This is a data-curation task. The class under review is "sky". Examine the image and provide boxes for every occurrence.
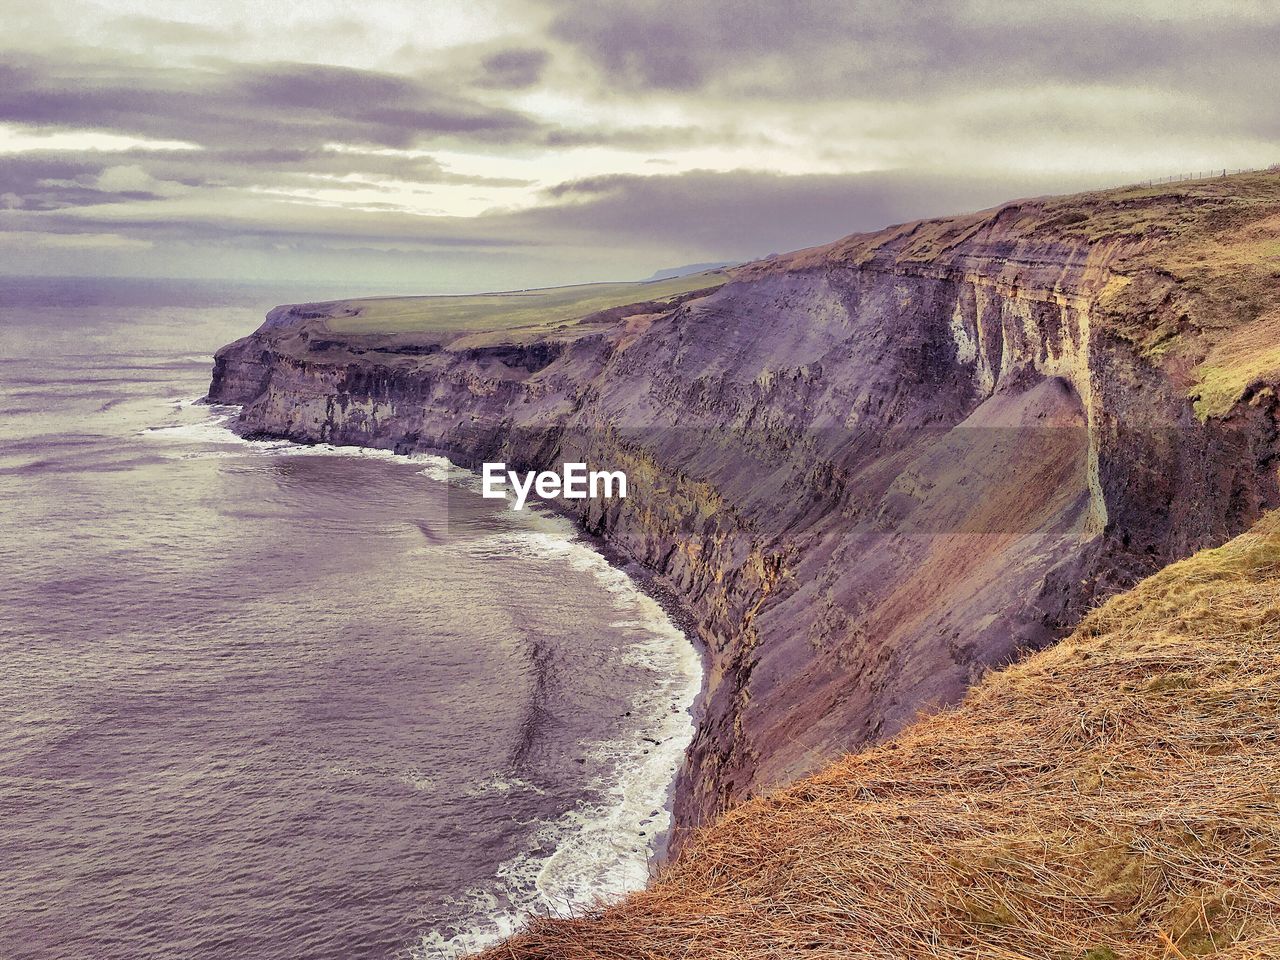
[1,0,1277,292]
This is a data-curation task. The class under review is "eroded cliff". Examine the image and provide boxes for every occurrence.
[470,512,1280,960]
[209,172,1280,830]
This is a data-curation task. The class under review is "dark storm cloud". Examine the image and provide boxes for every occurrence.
[477,48,551,89]
[0,52,544,150]
[540,0,1280,99]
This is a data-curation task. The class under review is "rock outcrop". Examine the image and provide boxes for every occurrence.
[209,173,1280,832]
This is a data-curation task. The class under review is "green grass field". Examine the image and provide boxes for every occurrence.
[322,270,728,335]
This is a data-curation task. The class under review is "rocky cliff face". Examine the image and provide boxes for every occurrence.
[209,177,1280,831]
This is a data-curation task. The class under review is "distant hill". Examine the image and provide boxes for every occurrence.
[644,261,738,281]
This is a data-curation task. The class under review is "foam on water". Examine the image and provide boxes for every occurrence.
[410,518,700,958]
[143,399,457,475]
[145,398,703,959]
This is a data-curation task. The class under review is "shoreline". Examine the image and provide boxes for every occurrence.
[564,527,711,870]
[194,402,708,937]
[395,437,712,870]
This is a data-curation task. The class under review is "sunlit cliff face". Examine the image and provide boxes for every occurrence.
[1,0,1276,287]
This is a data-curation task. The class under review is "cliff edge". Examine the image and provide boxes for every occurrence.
[473,511,1280,959]
[209,171,1280,830]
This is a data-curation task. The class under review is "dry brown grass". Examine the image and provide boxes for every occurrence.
[475,512,1280,960]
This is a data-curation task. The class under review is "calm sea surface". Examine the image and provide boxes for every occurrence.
[0,277,700,960]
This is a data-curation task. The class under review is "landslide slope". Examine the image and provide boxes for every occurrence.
[210,171,1280,828]
[475,511,1280,960]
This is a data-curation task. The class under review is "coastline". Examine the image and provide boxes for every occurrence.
[383,439,712,873]
[191,402,707,945]
[206,173,1280,938]
[569,534,711,867]
[384,438,712,867]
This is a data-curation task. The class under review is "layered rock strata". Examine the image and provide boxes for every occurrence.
[210,183,1280,830]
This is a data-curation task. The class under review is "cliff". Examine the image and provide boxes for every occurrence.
[209,171,1280,831]
[473,510,1280,959]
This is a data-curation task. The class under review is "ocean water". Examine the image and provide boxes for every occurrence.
[0,277,701,960]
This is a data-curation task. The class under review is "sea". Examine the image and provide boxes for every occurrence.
[0,276,701,960]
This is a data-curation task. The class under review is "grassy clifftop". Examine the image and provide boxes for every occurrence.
[304,270,730,337]
[766,169,1280,420]
[279,172,1278,418]
[478,511,1280,959]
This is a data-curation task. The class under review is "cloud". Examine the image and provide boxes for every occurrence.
[0,45,734,163]
[5,165,1106,264]
[108,15,245,48]
[0,143,533,217]
[540,0,1280,101]
[94,164,184,196]
[0,1,1275,287]
[521,167,1110,256]
[477,47,551,89]
[0,153,172,211]
[0,52,545,151]
[0,230,153,250]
